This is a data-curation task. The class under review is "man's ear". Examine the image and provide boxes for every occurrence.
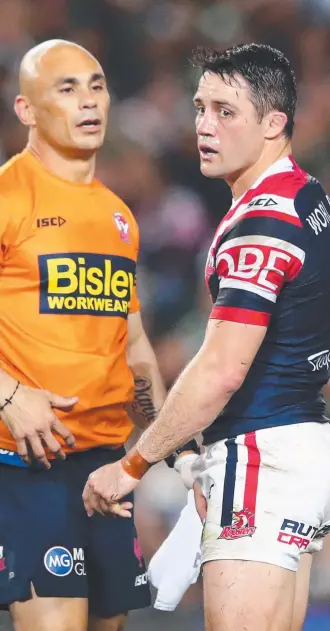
[14,95,36,127]
[263,111,288,140]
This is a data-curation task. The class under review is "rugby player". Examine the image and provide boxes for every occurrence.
[83,44,330,631]
[0,39,167,631]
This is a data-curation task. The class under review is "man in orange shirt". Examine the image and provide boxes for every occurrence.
[0,39,167,631]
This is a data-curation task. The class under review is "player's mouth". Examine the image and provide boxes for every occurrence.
[198,144,218,159]
[77,118,102,132]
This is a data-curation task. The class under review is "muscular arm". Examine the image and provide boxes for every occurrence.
[126,311,167,429]
[135,319,266,462]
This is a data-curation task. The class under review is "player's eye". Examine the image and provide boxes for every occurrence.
[219,109,231,118]
[92,84,104,92]
[195,106,205,115]
[60,86,74,94]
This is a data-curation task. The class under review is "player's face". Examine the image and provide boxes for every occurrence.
[194,72,265,180]
[32,47,110,154]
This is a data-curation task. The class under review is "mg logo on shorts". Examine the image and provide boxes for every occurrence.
[44,547,86,577]
[44,546,73,576]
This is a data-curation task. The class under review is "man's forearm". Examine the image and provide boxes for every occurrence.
[121,319,265,480]
[126,312,167,430]
[127,361,166,429]
[135,353,237,463]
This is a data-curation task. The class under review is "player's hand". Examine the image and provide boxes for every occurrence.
[193,481,207,523]
[82,460,137,518]
[0,382,78,468]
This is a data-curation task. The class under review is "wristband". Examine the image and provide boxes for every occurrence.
[165,438,200,469]
[0,381,20,412]
[121,447,151,480]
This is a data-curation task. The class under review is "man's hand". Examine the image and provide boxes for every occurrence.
[0,383,78,468]
[82,460,137,517]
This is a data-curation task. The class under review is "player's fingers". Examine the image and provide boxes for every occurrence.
[45,391,78,411]
[27,434,51,469]
[115,501,133,518]
[96,499,109,517]
[193,481,207,522]
[82,483,95,517]
[82,478,108,517]
[41,430,66,460]
[105,500,132,519]
[15,438,31,465]
[99,499,115,516]
[52,418,76,449]
[85,473,115,504]
[120,501,133,511]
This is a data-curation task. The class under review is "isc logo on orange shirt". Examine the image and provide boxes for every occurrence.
[38,253,136,316]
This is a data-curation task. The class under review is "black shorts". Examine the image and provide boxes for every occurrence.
[0,447,151,618]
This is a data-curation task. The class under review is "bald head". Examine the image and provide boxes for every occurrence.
[19,39,101,99]
[15,38,110,157]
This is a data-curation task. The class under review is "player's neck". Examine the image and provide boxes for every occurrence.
[229,141,292,202]
[26,137,96,184]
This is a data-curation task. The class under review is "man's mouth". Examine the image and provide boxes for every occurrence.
[77,118,102,131]
[199,144,218,158]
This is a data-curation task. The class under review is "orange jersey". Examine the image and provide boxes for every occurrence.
[0,150,140,452]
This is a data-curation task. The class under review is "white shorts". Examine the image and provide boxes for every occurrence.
[195,422,330,571]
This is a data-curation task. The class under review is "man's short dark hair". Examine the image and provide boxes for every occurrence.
[191,43,297,138]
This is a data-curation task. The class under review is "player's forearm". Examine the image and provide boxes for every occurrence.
[127,336,166,430]
[128,363,166,429]
[135,352,242,463]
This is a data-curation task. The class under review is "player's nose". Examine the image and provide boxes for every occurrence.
[196,112,217,137]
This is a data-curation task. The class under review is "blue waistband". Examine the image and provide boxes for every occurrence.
[0,449,28,467]
[0,445,125,468]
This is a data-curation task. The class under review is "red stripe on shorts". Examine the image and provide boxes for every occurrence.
[243,432,261,527]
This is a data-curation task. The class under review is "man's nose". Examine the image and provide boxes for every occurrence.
[196,111,216,136]
[79,91,98,109]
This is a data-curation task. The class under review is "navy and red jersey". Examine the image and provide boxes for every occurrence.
[203,155,330,444]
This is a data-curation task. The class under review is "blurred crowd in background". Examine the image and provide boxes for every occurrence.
[1,0,330,629]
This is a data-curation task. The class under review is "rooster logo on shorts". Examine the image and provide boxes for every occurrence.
[219,508,256,540]
[134,537,143,568]
[0,547,6,572]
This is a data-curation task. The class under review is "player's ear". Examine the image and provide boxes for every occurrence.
[263,111,287,140]
[14,95,36,127]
